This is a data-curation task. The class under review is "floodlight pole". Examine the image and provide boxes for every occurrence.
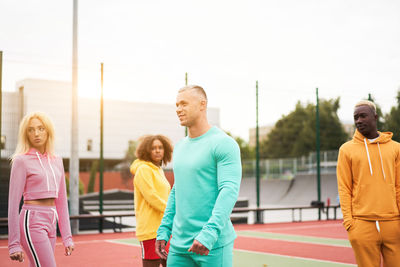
[316,88,321,220]
[0,51,3,160]
[99,63,104,233]
[256,81,262,223]
[70,0,80,234]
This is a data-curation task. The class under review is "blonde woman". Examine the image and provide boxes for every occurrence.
[130,135,173,267]
[8,111,74,266]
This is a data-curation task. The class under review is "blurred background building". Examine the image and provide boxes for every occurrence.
[1,78,220,169]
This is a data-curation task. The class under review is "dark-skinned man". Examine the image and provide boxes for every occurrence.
[337,100,400,267]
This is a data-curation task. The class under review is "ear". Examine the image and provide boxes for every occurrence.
[199,100,207,111]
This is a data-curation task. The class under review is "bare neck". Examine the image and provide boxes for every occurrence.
[365,131,379,139]
[32,146,46,154]
[188,116,211,138]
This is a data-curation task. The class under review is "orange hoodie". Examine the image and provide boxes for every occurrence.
[337,130,400,230]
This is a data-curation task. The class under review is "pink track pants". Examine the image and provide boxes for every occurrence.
[19,204,58,267]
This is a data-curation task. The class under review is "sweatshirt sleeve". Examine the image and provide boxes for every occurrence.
[157,185,176,242]
[195,138,242,250]
[55,158,74,248]
[8,157,26,255]
[134,166,168,213]
[336,147,353,230]
[395,144,400,212]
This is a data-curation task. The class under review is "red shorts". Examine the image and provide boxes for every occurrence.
[140,238,170,260]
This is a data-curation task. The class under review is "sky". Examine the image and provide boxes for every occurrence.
[1,0,400,141]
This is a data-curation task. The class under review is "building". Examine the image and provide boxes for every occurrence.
[1,78,220,168]
[248,125,273,147]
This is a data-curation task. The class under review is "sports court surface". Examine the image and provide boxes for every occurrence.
[0,220,355,267]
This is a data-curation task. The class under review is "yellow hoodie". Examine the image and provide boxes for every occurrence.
[130,159,171,241]
[337,130,400,230]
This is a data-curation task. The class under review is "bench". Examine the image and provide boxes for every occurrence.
[82,199,134,212]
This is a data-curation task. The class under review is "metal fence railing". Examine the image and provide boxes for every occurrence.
[243,150,339,179]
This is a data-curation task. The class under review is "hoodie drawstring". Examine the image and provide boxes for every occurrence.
[50,208,58,224]
[36,152,58,193]
[36,152,50,191]
[377,142,386,180]
[376,221,381,233]
[47,156,58,193]
[363,138,386,180]
[363,139,373,176]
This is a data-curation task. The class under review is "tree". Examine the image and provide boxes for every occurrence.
[383,91,400,142]
[367,94,384,131]
[87,160,99,193]
[235,136,255,161]
[119,140,137,186]
[224,131,255,161]
[260,98,348,158]
[65,175,85,196]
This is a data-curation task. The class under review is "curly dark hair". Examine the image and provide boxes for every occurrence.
[135,135,173,166]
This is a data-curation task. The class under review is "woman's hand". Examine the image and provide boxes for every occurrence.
[10,251,24,262]
[65,246,74,256]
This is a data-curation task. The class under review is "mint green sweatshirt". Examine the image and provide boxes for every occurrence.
[157,126,242,252]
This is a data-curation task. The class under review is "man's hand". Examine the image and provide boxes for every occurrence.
[65,246,74,256]
[188,240,209,255]
[10,251,24,262]
[155,240,168,260]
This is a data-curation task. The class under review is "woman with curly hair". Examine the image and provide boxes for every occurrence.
[130,135,173,267]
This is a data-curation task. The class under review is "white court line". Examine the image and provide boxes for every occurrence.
[237,233,350,248]
[105,239,140,247]
[239,222,343,232]
[234,248,357,266]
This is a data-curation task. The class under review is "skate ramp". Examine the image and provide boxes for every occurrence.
[239,173,338,207]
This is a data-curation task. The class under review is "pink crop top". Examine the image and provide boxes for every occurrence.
[8,148,74,255]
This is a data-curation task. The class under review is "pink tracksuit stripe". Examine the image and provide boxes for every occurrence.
[23,210,40,267]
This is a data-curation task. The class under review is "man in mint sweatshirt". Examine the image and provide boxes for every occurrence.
[155,85,242,266]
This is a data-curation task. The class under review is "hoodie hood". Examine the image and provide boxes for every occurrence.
[26,147,48,157]
[353,129,393,144]
[26,147,58,193]
[352,129,393,180]
[130,159,160,175]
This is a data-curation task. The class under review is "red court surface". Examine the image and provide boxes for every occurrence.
[1,232,142,267]
[1,220,356,266]
[235,220,349,239]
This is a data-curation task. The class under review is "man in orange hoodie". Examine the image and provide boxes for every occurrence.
[337,100,400,267]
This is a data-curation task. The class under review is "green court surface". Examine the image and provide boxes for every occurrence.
[109,237,356,267]
[236,231,351,247]
[233,249,355,267]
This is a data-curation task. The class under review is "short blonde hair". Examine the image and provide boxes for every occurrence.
[11,111,56,161]
[178,85,208,102]
[355,100,377,115]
